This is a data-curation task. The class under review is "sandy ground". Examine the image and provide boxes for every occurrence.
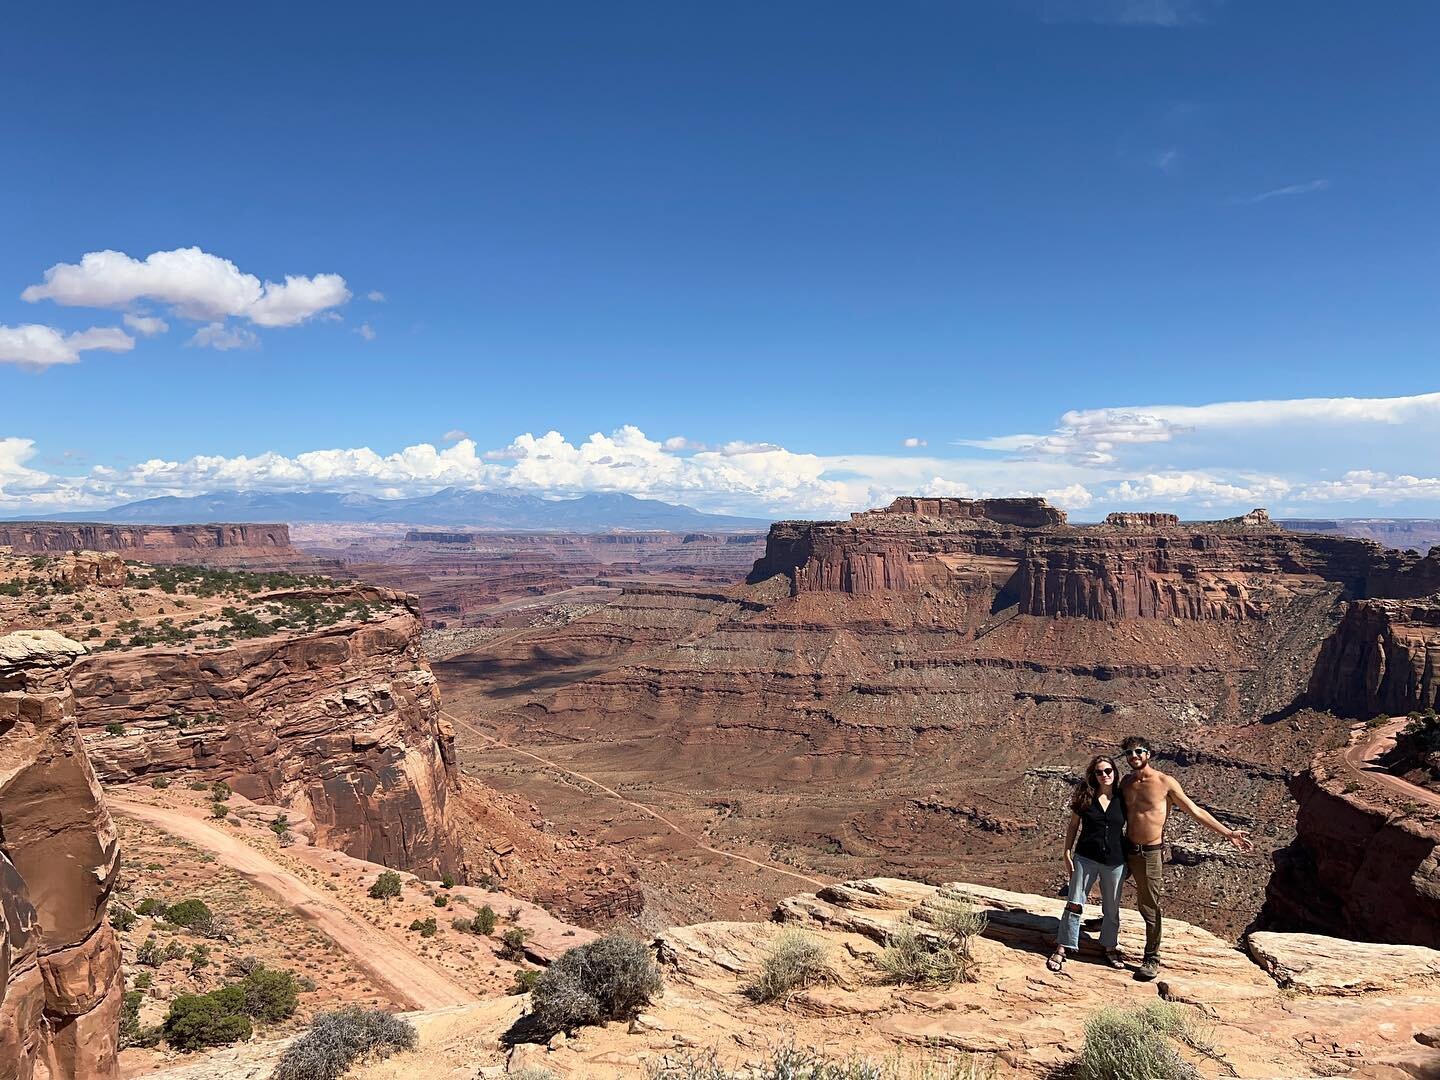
[109,796,478,1011]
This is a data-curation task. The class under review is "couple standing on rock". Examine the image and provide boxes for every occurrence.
[1047,735,1254,981]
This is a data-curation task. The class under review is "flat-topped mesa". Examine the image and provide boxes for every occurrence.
[864,496,1068,528]
[1103,512,1180,528]
[0,631,123,1080]
[0,521,297,567]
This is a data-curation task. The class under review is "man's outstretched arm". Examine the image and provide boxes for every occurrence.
[1168,780,1254,852]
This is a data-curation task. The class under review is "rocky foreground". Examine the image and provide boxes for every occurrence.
[138,877,1440,1080]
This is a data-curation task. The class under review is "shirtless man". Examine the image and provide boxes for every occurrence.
[1118,734,1253,981]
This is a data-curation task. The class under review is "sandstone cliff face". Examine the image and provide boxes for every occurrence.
[1307,596,1440,716]
[0,631,122,1080]
[70,590,461,877]
[1264,765,1440,948]
[0,522,294,564]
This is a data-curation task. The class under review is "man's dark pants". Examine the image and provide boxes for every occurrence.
[1126,843,1164,960]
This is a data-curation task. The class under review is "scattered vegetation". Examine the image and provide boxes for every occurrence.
[271,1006,417,1080]
[645,1046,996,1080]
[527,933,662,1036]
[878,896,986,987]
[135,897,167,917]
[158,963,305,1052]
[498,927,528,960]
[108,903,137,932]
[104,723,125,736]
[471,905,498,935]
[150,776,170,789]
[211,780,232,801]
[369,870,403,900]
[136,935,188,967]
[408,917,438,938]
[210,802,229,819]
[1075,1002,1198,1080]
[441,873,456,889]
[164,898,216,933]
[744,929,834,1004]
[511,968,541,995]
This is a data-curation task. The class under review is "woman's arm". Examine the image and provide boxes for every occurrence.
[1063,812,1079,872]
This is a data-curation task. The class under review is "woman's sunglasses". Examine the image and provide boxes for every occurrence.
[1095,767,1115,775]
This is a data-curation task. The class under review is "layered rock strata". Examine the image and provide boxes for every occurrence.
[0,631,122,1080]
[1307,595,1440,716]
[0,522,296,566]
[71,588,461,877]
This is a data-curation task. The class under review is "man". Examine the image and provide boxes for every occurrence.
[1118,734,1253,981]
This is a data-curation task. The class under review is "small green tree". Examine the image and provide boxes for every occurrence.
[369,870,403,900]
[162,988,253,1051]
[471,905,497,936]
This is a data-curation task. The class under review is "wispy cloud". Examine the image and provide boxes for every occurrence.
[356,322,376,342]
[1150,147,1179,173]
[1241,178,1331,204]
[1039,0,1219,27]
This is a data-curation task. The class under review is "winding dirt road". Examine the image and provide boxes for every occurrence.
[108,796,477,1011]
[441,709,828,888]
[1341,718,1440,811]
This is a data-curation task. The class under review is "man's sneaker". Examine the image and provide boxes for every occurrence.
[1135,956,1161,981]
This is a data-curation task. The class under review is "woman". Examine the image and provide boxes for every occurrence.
[1047,755,1126,972]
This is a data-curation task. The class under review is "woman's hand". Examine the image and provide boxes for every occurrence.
[1063,850,1075,877]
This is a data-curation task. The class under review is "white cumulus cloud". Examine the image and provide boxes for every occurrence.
[902,437,928,448]
[0,323,134,370]
[23,247,350,328]
[122,313,169,337]
[187,323,259,351]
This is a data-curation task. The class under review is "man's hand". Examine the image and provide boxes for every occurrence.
[1226,829,1254,853]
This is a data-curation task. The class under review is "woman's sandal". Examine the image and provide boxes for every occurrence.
[1104,949,1126,969]
[1046,949,1066,973]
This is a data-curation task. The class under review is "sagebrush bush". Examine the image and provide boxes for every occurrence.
[508,1069,558,1080]
[408,916,438,938]
[498,927,528,960]
[109,903,137,932]
[1075,1003,1197,1080]
[271,1006,417,1080]
[877,899,983,988]
[529,933,662,1035]
[744,929,834,1003]
[369,870,403,900]
[645,1046,996,1080]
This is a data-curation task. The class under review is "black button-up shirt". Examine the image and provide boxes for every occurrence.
[1075,794,1127,867]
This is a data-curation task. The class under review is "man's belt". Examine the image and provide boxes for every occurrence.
[1127,841,1164,852]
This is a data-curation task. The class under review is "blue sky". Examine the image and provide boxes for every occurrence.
[2,0,1438,519]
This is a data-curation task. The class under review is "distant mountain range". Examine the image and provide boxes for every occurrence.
[8,489,771,532]
[1279,518,1440,552]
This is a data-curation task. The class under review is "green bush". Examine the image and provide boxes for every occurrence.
[135,897,166,917]
[878,896,985,988]
[441,873,456,889]
[433,894,449,907]
[162,987,253,1051]
[270,813,289,836]
[211,781,232,801]
[743,929,833,1003]
[511,968,541,995]
[498,927,528,960]
[240,965,300,1023]
[109,904,137,932]
[408,917,438,938]
[369,870,403,900]
[189,780,210,791]
[528,933,662,1036]
[1076,1003,1198,1080]
[271,1007,417,1080]
[136,935,188,967]
[105,723,125,736]
[150,777,170,789]
[452,916,474,932]
[471,905,497,936]
[119,989,144,1048]
[134,972,153,990]
[210,802,229,819]
[165,898,215,933]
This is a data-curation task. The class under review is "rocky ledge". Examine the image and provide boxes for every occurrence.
[1,630,123,1080]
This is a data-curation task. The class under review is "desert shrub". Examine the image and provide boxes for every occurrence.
[498,927,528,960]
[511,968,541,995]
[136,935,188,967]
[165,898,215,933]
[441,873,455,888]
[408,917,437,938]
[272,1006,417,1080]
[240,965,300,1022]
[452,916,473,932]
[471,905,497,936]
[211,780,232,801]
[109,903,138,932]
[119,989,144,1047]
[270,813,289,836]
[150,777,170,789]
[645,1046,996,1080]
[188,944,211,972]
[189,780,210,791]
[135,897,166,916]
[744,929,834,1004]
[211,802,229,819]
[134,971,153,990]
[105,723,124,736]
[1075,1003,1197,1080]
[162,987,253,1051]
[529,933,662,1035]
[878,897,985,988]
[433,894,449,907]
[508,1069,558,1080]
[369,870,403,900]
[227,954,263,978]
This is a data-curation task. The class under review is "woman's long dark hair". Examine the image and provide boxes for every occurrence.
[1070,755,1120,814]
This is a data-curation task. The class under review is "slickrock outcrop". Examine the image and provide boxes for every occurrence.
[0,522,298,566]
[71,589,461,877]
[0,631,122,1080]
[1247,930,1440,993]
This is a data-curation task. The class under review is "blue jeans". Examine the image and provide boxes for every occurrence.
[1057,855,1124,950]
